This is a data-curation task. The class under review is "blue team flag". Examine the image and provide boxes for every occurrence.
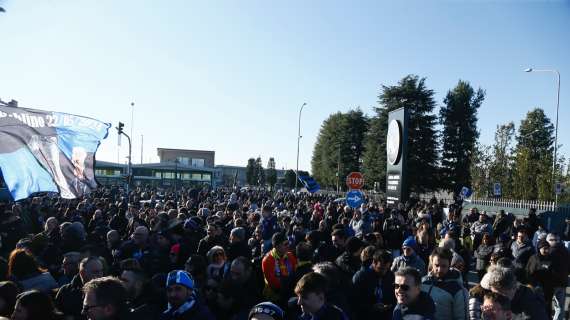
[298,174,320,193]
[0,104,110,200]
[460,186,472,199]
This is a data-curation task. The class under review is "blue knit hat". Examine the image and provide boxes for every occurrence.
[183,218,199,231]
[249,302,285,320]
[166,270,194,290]
[402,236,417,249]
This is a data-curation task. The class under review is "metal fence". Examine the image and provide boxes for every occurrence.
[466,197,557,212]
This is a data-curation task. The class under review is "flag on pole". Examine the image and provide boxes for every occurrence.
[460,186,472,199]
[0,104,110,200]
[298,175,320,193]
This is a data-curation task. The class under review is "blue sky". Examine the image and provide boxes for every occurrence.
[1,1,569,172]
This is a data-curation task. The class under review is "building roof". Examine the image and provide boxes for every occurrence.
[132,162,215,173]
[156,148,215,154]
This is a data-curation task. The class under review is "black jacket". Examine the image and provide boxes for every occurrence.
[54,274,84,319]
[300,303,348,320]
[392,291,435,320]
[511,284,548,320]
[352,266,396,320]
[474,243,494,271]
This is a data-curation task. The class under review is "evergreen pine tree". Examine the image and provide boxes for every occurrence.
[439,80,485,194]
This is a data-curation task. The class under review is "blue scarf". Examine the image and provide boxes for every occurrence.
[163,298,196,316]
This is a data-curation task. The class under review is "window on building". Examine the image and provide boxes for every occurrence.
[176,156,189,166]
[191,158,205,168]
[155,172,162,178]
[163,172,174,179]
[181,173,191,180]
[95,169,122,176]
[202,173,211,181]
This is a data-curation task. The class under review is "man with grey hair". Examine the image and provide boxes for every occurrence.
[228,227,251,260]
[546,232,570,320]
[56,256,105,318]
[481,265,547,319]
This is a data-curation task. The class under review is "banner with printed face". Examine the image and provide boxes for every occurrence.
[0,105,110,200]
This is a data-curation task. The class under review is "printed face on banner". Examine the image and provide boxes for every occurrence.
[0,105,109,200]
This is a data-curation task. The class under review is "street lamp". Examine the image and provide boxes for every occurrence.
[524,67,561,200]
[295,102,307,191]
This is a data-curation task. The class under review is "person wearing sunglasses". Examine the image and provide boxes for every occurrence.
[392,267,435,320]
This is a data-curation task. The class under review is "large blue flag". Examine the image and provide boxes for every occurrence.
[298,174,320,193]
[0,104,110,200]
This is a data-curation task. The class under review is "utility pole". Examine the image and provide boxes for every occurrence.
[116,122,132,201]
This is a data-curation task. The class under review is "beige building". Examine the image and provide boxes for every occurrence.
[157,148,215,168]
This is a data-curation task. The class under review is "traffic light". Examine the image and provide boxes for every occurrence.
[117,122,124,134]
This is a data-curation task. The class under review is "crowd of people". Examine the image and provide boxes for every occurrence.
[0,185,567,320]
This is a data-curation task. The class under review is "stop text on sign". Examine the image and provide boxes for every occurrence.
[346,172,364,189]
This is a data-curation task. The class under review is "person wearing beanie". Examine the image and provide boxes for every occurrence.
[261,232,297,305]
[179,217,204,258]
[391,236,426,276]
[526,239,556,317]
[248,302,285,320]
[160,270,214,320]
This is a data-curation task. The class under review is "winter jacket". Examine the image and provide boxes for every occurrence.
[299,303,348,320]
[261,249,297,300]
[532,229,548,249]
[392,291,435,320]
[549,243,570,287]
[474,244,494,271]
[510,284,548,320]
[470,221,492,237]
[391,253,427,276]
[526,253,555,292]
[335,252,361,277]
[468,285,485,320]
[18,271,58,294]
[55,274,84,319]
[352,266,396,320]
[421,269,468,320]
[260,215,278,241]
[383,217,404,250]
[510,240,534,271]
[492,216,510,238]
[349,218,364,238]
[227,240,251,261]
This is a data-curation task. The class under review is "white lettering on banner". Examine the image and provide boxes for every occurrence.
[388,186,397,191]
[1,112,105,131]
[388,175,400,180]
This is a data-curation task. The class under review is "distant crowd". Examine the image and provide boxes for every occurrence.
[0,185,567,320]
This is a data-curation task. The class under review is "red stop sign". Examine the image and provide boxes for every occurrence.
[346,172,364,189]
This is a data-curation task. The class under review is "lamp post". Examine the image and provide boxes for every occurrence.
[295,102,307,191]
[130,102,135,163]
[524,68,561,203]
[174,158,179,203]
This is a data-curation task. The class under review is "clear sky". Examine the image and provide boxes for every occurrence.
[1,1,569,173]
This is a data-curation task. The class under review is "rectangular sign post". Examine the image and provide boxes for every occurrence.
[386,107,409,205]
